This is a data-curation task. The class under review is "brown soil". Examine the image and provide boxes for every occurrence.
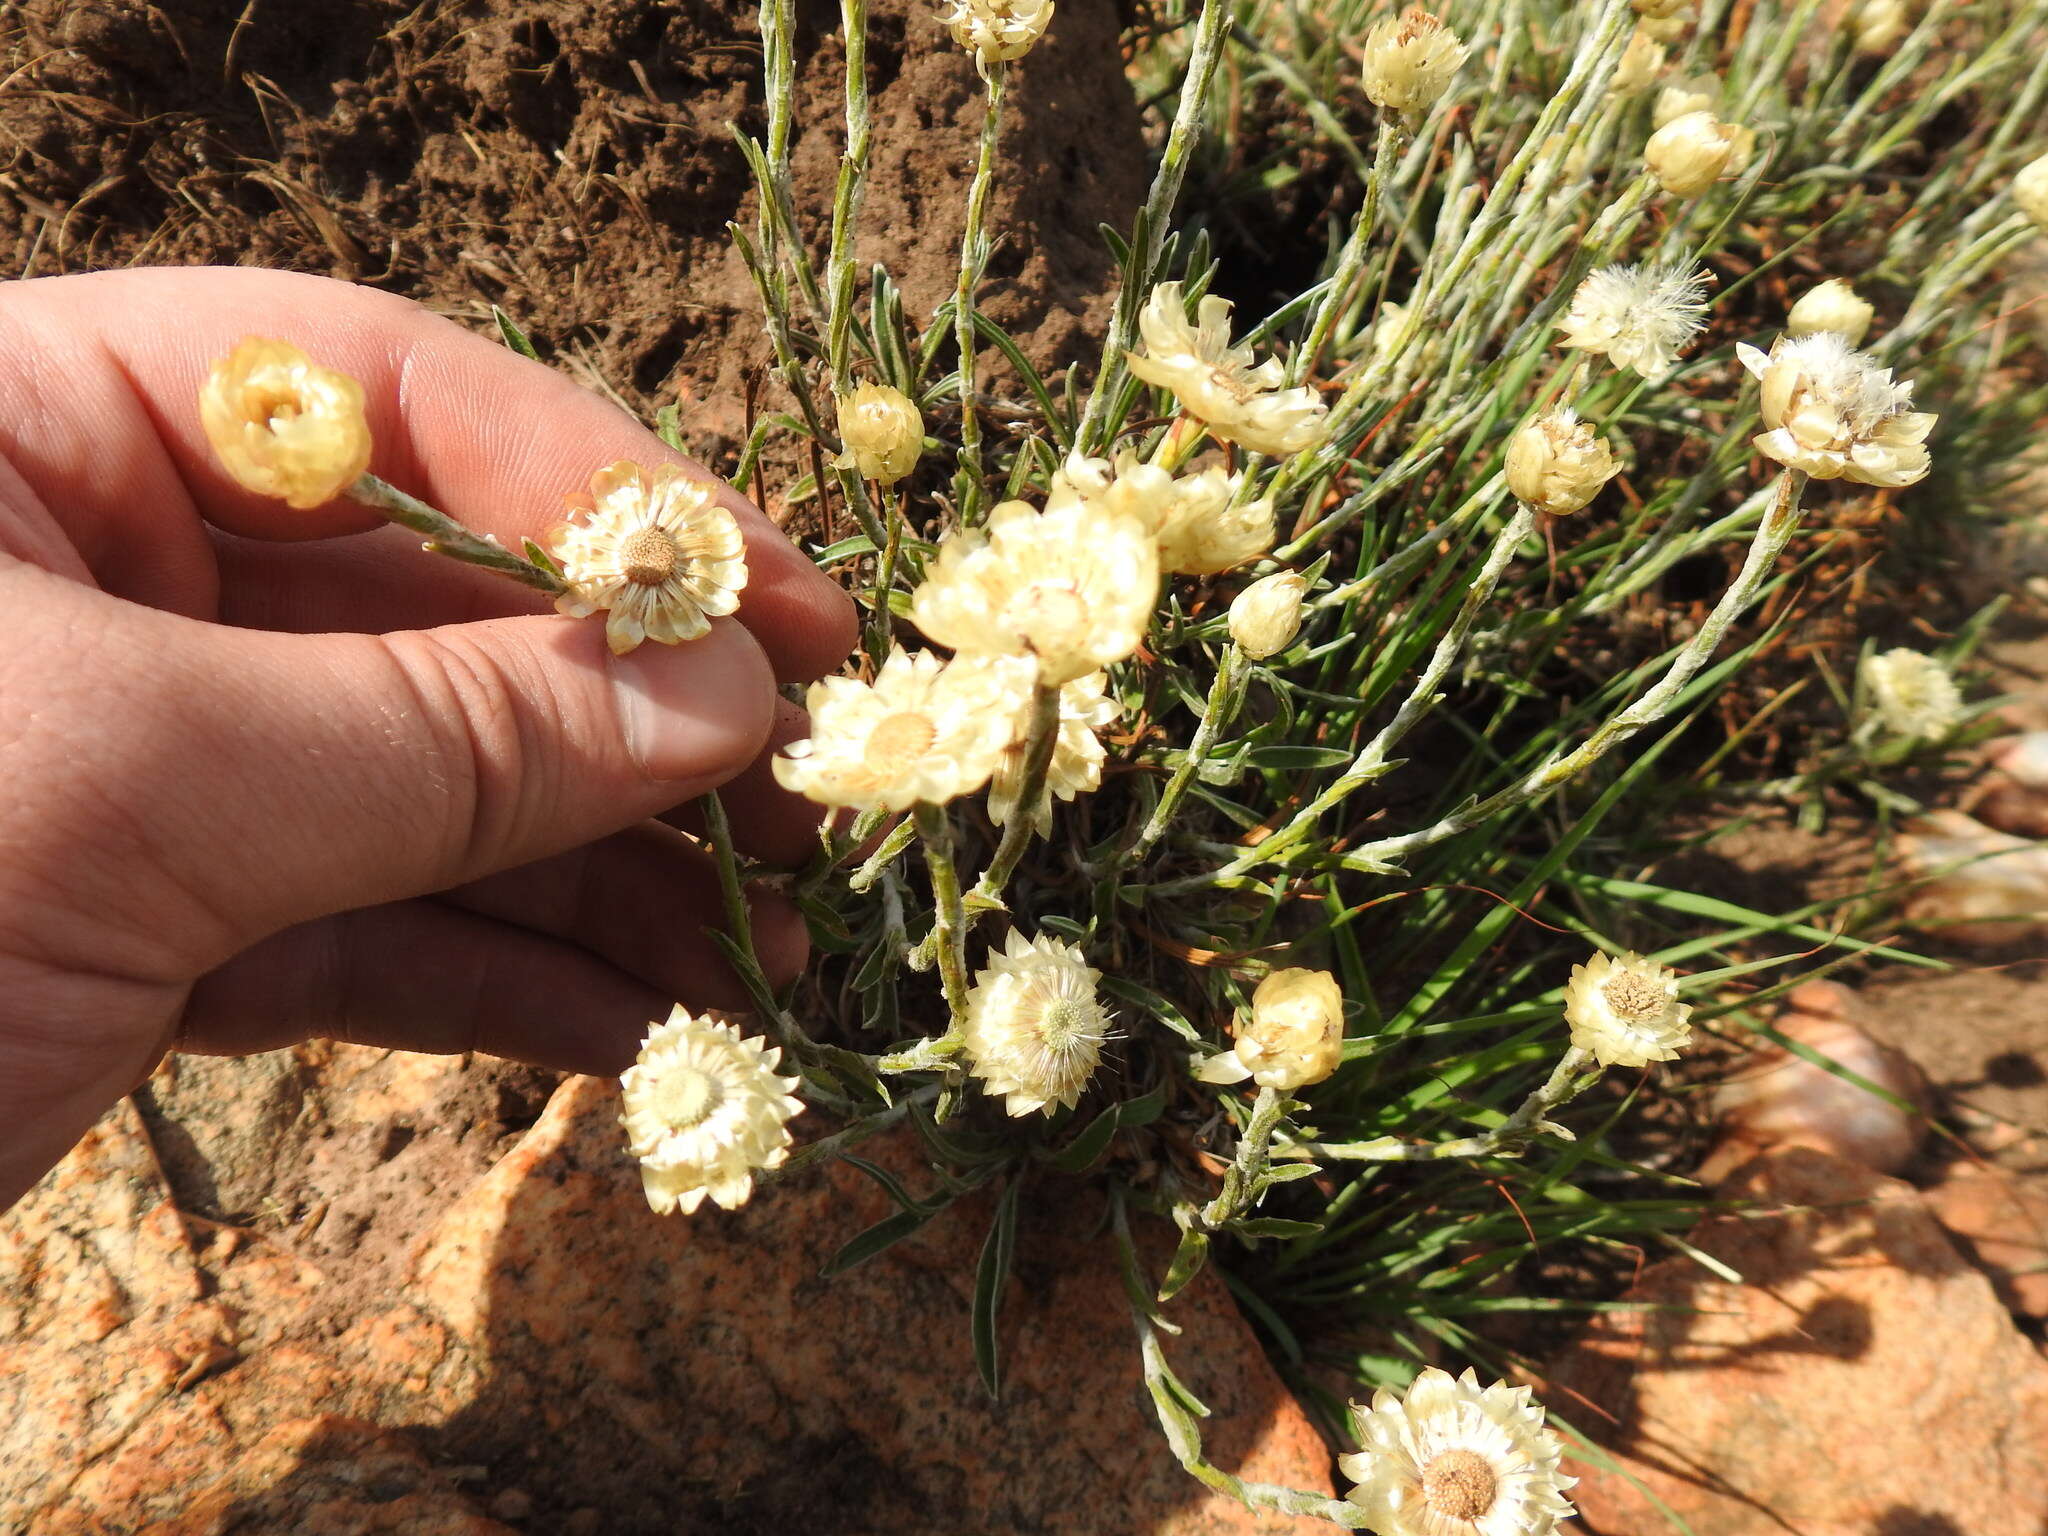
[0,0,1149,465]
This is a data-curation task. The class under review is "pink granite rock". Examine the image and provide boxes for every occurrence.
[1548,1148,2048,1536]
[1924,1162,2048,1321]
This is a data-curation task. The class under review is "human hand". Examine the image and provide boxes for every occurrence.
[0,267,856,1211]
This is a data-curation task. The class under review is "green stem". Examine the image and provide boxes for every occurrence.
[1277,1047,1599,1162]
[1077,0,1234,453]
[346,473,564,594]
[827,0,873,392]
[1199,1085,1286,1228]
[914,802,972,1029]
[953,64,1007,511]
[1290,113,1401,389]
[1126,643,1248,866]
[866,487,908,665]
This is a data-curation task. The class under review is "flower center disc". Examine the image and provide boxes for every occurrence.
[863,712,938,774]
[1037,996,1094,1051]
[620,528,682,586]
[1601,973,1666,1023]
[655,1066,724,1129]
[1420,1447,1498,1524]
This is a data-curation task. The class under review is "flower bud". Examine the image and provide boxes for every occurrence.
[1633,0,1689,17]
[1197,969,1345,1092]
[834,382,924,486]
[1645,110,1746,198]
[1652,74,1717,129]
[1505,407,1618,517]
[198,337,372,509]
[1361,7,1469,119]
[1787,278,1875,346]
[1228,570,1308,660]
[1850,0,1910,54]
[1609,28,1666,95]
[2014,154,2048,233]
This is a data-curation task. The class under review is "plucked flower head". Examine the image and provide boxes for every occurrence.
[988,671,1119,835]
[549,461,749,655]
[1563,951,1692,1068]
[938,0,1053,67]
[1505,407,1619,517]
[774,646,1036,811]
[621,1009,804,1216]
[1736,332,1935,487]
[1788,278,1876,346]
[1124,282,1329,458]
[1051,451,1273,574]
[961,930,1112,1116]
[1644,110,1749,198]
[1228,570,1309,659]
[2013,154,2048,233]
[1861,647,1962,739]
[1339,1368,1577,1536]
[198,337,372,509]
[835,382,923,485]
[910,496,1157,685]
[1360,7,1469,120]
[1197,968,1345,1092]
[1557,261,1711,379]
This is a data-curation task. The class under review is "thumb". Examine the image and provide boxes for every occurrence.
[2,563,777,976]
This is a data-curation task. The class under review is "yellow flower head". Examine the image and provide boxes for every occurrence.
[198,337,372,509]
[961,930,1112,1116]
[621,1008,804,1216]
[775,646,1037,812]
[910,497,1157,685]
[987,670,1119,836]
[1228,570,1309,660]
[1125,282,1329,458]
[1505,407,1619,517]
[1787,279,1876,347]
[1861,647,1962,740]
[1361,7,1470,119]
[1562,951,1691,1068]
[938,0,1054,67]
[548,461,748,654]
[1736,333,1935,487]
[1197,968,1345,1092]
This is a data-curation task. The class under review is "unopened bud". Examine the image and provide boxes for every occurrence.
[834,383,924,486]
[1609,28,1666,95]
[1788,279,1876,346]
[1653,74,1718,129]
[1229,570,1308,660]
[1506,407,1618,517]
[1645,110,1747,198]
[1850,0,1910,54]
[2015,154,2048,233]
[1361,7,1469,119]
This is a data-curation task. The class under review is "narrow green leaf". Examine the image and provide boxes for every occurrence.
[491,305,540,360]
[1158,1226,1210,1304]
[972,1177,1024,1398]
[821,1208,930,1277]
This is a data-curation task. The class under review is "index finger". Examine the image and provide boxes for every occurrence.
[0,267,855,683]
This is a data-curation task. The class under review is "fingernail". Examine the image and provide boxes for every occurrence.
[609,621,775,784]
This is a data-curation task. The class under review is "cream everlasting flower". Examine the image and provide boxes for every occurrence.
[938,0,1053,67]
[1563,951,1692,1068]
[2013,154,2048,233]
[1505,408,1619,517]
[549,461,748,655]
[910,497,1157,685]
[1196,969,1345,1092]
[1339,1368,1577,1536]
[1645,110,1747,198]
[1229,570,1309,659]
[1050,451,1272,574]
[1850,0,1910,53]
[1557,261,1711,379]
[835,382,923,485]
[961,931,1112,1116]
[988,671,1119,835]
[1861,647,1962,739]
[1736,332,1936,487]
[1788,278,1876,346]
[621,1009,804,1216]
[1609,28,1667,95]
[1124,282,1329,458]
[1361,7,1469,120]
[774,646,1036,811]
[1653,74,1718,129]
[198,337,372,509]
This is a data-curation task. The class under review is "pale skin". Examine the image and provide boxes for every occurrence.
[0,268,858,1211]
